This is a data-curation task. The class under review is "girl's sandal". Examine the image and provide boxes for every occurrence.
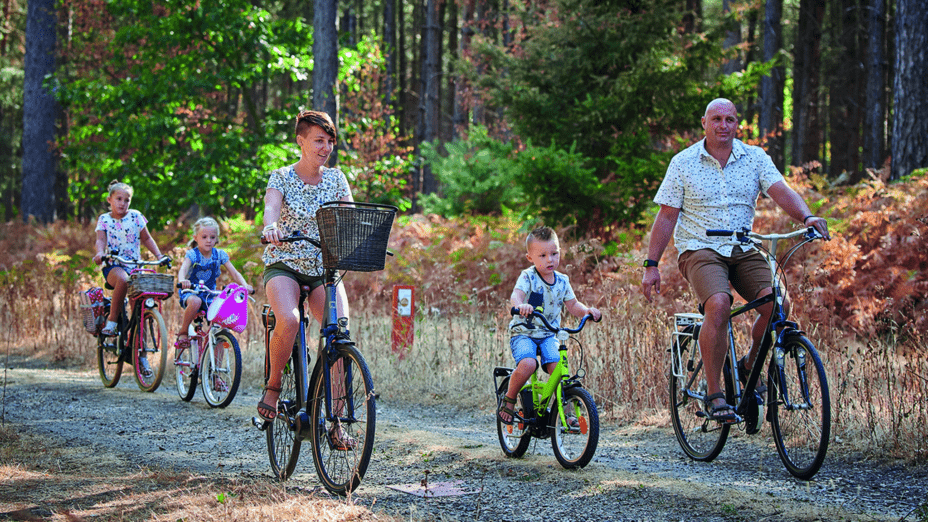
[497,395,517,425]
[257,386,282,422]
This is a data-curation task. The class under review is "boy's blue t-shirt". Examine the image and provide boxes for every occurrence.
[508,267,576,339]
[184,248,229,290]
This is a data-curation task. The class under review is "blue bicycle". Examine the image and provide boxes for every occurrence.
[254,201,396,495]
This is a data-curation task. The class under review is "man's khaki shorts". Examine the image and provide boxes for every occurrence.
[677,248,771,306]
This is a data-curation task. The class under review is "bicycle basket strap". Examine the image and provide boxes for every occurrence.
[316,204,396,272]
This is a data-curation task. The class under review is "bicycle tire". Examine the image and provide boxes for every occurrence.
[97,334,123,387]
[133,307,168,392]
[550,386,599,469]
[309,344,376,496]
[200,330,242,408]
[496,376,532,458]
[174,338,198,401]
[267,349,302,480]
[769,333,831,480]
[669,333,732,461]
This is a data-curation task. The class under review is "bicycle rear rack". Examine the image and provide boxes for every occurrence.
[671,313,703,379]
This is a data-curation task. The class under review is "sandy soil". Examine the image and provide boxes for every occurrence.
[1,360,926,521]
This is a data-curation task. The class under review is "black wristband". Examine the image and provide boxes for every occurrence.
[643,259,659,268]
[802,215,815,224]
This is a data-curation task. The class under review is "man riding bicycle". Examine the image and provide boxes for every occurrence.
[640,98,830,423]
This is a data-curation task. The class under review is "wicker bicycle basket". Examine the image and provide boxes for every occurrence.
[316,204,397,272]
[127,272,175,298]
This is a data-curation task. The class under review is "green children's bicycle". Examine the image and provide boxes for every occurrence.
[493,309,601,469]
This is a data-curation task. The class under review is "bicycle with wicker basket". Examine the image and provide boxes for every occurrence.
[80,253,174,392]
[254,201,396,496]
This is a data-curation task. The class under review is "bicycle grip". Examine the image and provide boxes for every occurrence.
[706,229,733,237]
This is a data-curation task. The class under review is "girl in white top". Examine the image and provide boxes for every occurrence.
[92,180,168,346]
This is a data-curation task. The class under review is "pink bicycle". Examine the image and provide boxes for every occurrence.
[174,282,251,407]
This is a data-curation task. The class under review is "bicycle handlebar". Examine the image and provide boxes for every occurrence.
[706,227,825,243]
[177,281,255,299]
[509,308,600,334]
[259,231,322,248]
[103,252,172,269]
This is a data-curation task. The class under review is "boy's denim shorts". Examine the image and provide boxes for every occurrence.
[510,335,559,366]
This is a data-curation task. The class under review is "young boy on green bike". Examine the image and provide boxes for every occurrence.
[498,226,602,425]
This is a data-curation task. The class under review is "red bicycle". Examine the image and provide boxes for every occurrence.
[95,253,174,392]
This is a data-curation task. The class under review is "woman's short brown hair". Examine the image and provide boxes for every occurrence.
[295,110,337,143]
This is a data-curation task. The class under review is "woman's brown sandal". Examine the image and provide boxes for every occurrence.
[257,385,282,422]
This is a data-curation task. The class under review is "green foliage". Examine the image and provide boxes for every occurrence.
[57,0,314,228]
[469,0,762,229]
[338,36,414,210]
[419,126,525,216]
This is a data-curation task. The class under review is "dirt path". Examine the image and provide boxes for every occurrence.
[2,363,926,521]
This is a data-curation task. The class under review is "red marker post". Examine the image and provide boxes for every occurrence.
[392,285,415,359]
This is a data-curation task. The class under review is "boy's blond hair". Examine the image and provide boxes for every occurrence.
[525,226,557,251]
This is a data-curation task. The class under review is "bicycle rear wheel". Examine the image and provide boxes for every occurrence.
[133,307,168,392]
[769,334,831,480]
[97,334,123,387]
[551,386,599,469]
[200,330,242,408]
[669,333,731,461]
[496,376,532,458]
[174,339,198,401]
[309,344,376,496]
[266,350,302,480]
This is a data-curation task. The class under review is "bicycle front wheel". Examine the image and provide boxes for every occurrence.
[669,334,731,461]
[551,386,599,469]
[200,330,242,408]
[97,334,123,387]
[496,376,531,458]
[266,349,302,480]
[174,339,198,401]
[309,344,376,496]
[133,307,168,392]
[769,334,831,480]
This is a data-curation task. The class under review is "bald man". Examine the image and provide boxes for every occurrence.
[641,98,830,423]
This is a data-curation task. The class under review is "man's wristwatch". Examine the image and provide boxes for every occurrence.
[643,259,659,268]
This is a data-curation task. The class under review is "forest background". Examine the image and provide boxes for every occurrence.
[1,0,927,462]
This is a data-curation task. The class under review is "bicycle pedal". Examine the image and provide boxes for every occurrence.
[252,417,270,431]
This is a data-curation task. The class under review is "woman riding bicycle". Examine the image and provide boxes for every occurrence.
[257,110,354,424]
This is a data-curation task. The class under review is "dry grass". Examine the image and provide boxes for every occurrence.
[0,426,403,521]
[1,175,927,464]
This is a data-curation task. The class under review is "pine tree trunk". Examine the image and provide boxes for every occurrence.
[21,0,57,223]
[313,0,339,128]
[863,0,887,172]
[791,0,824,168]
[759,0,784,171]
[891,0,928,180]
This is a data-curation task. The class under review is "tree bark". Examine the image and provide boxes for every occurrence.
[827,0,862,180]
[453,0,475,139]
[863,0,887,172]
[313,0,339,135]
[722,0,742,75]
[418,0,440,196]
[791,0,825,168]
[891,0,928,180]
[683,0,702,34]
[21,0,57,223]
[759,0,784,171]
[384,0,397,110]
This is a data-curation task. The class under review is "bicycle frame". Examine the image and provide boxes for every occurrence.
[673,227,822,418]
[523,332,575,431]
